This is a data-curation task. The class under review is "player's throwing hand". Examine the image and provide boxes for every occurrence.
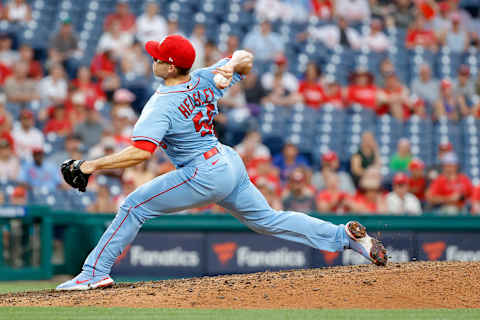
[212,64,234,89]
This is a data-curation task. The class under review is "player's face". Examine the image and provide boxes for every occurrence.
[153,59,177,79]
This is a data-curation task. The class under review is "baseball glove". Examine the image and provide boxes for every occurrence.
[60,159,91,192]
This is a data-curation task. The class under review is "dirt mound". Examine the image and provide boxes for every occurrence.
[2,261,479,309]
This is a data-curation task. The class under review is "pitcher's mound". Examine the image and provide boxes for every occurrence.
[2,261,479,309]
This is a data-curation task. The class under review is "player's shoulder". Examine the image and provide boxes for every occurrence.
[192,58,230,77]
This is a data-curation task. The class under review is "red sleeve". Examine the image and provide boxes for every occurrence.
[429,178,444,196]
[406,30,415,46]
[464,176,474,198]
[132,140,157,153]
[473,187,480,201]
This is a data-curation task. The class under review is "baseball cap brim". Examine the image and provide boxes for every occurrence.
[145,41,162,61]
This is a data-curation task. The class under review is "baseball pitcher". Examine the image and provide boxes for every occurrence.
[57,35,387,290]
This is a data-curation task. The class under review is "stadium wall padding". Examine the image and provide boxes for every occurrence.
[1,206,480,280]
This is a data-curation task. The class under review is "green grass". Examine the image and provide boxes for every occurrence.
[0,308,479,320]
[0,280,57,294]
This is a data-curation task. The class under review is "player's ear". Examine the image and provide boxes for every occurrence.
[168,64,177,75]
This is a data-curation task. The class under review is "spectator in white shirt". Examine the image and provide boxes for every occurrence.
[38,64,68,106]
[12,110,44,161]
[309,17,361,50]
[5,0,31,24]
[0,33,19,68]
[261,55,298,93]
[365,19,390,52]
[97,21,133,60]
[254,0,285,22]
[189,24,207,70]
[136,1,167,45]
[0,138,20,182]
[386,172,422,215]
[335,0,370,24]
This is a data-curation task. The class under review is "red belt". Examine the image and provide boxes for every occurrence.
[203,147,219,160]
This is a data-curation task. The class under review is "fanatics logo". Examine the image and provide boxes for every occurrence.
[422,241,446,261]
[213,242,238,265]
[321,250,339,265]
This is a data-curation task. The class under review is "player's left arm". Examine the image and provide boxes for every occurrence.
[212,50,254,89]
[79,145,152,174]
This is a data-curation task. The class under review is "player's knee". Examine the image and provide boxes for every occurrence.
[246,211,279,233]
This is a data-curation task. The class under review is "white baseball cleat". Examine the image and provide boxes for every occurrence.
[345,221,388,266]
[56,273,114,291]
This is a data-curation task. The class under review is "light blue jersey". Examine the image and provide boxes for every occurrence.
[132,58,243,167]
[72,57,359,284]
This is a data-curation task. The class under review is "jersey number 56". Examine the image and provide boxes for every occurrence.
[193,104,215,137]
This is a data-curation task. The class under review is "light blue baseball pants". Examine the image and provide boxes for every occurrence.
[82,144,350,277]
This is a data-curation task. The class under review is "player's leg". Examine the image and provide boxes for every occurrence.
[219,179,349,251]
[57,164,235,290]
[217,147,387,265]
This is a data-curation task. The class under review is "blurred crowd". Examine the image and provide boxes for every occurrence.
[0,0,478,216]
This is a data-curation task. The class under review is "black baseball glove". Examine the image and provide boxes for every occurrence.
[60,159,91,192]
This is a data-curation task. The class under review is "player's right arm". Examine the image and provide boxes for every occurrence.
[79,98,172,174]
[212,50,254,89]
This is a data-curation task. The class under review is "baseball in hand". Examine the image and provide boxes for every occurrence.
[214,73,230,88]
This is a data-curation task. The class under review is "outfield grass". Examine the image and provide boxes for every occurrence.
[0,308,479,320]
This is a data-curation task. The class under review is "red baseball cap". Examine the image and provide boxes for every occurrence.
[441,79,452,90]
[145,35,196,69]
[322,151,338,163]
[12,186,26,198]
[409,158,425,171]
[393,172,409,185]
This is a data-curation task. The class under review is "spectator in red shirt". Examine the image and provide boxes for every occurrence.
[426,152,473,214]
[316,172,348,214]
[104,1,136,34]
[377,72,413,120]
[18,44,42,79]
[471,185,480,215]
[235,131,272,172]
[298,62,324,109]
[43,104,72,136]
[90,50,120,100]
[322,76,344,108]
[0,114,14,151]
[71,66,105,108]
[408,158,427,202]
[345,68,378,111]
[0,62,11,85]
[405,15,438,51]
